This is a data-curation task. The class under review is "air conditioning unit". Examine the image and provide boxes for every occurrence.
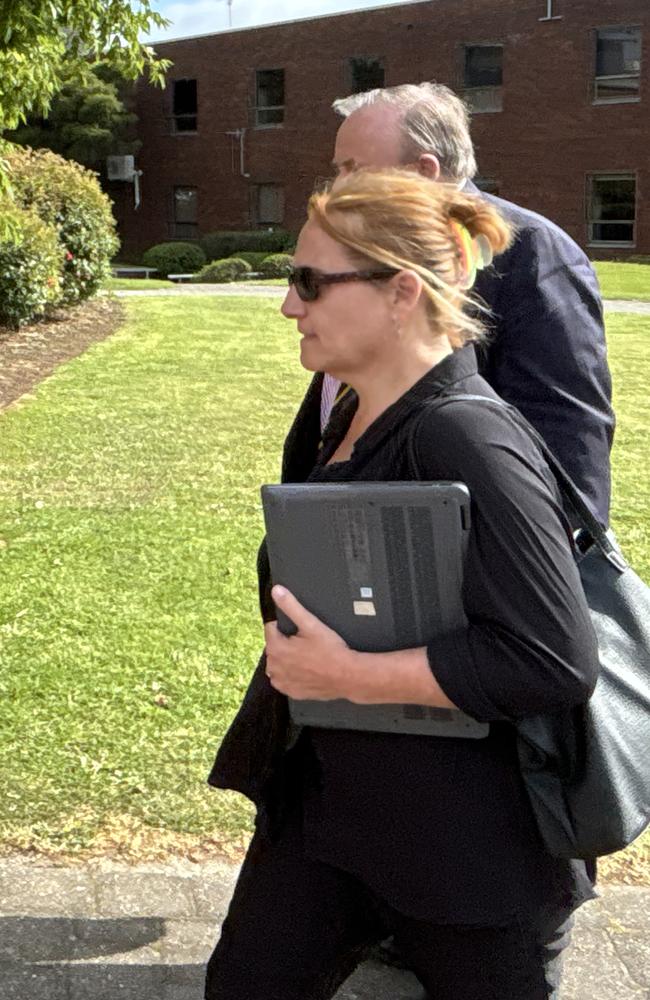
[107,155,135,181]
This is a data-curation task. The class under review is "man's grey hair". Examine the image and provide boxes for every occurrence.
[332,82,477,182]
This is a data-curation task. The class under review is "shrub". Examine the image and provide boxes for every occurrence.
[200,230,295,260]
[7,146,119,305]
[230,251,269,270]
[142,241,206,279]
[192,257,252,283]
[259,253,293,278]
[0,204,63,328]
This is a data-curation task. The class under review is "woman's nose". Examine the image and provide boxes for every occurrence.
[281,284,306,319]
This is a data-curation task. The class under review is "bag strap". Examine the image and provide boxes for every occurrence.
[411,393,626,572]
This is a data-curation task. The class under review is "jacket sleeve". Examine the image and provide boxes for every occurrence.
[415,400,600,723]
[475,218,614,527]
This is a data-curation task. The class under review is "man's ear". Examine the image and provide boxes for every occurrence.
[417,154,441,181]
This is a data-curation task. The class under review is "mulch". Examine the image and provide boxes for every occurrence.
[0,297,125,410]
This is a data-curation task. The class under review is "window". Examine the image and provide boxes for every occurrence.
[587,174,636,246]
[172,186,198,239]
[463,45,503,112]
[350,57,385,94]
[595,27,641,103]
[256,185,285,225]
[255,69,284,126]
[172,79,198,132]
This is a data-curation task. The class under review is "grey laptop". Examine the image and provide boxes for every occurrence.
[261,481,488,739]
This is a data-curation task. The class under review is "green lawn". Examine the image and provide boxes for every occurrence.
[0,299,648,859]
[105,277,174,291]
[594,261,650,301]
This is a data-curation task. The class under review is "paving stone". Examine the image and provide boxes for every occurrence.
[563,928,647,999]
[159,918,218,967]
[0,963,69,1000]
[67,963,167,1000]
[0,868,97,917]
[602,886,650,929]
[190,868,239,919]
[608,931,650,989]
[71,916,165,963]
[96,873,196,918]
[335,959,423,1000]
[0,916,76,963]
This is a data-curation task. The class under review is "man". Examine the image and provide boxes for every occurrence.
[282,82,614,525]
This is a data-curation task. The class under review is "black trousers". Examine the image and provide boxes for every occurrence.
[205,807,573,1000]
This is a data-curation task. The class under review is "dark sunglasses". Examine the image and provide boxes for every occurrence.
[287,265,398,302]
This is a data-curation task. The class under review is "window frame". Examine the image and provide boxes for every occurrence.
[462,43,504,114]
[171,185,199,240]
[255,184,285,226]
[254,68,285,129]
[585,171,637,249]
[593,25,642,105]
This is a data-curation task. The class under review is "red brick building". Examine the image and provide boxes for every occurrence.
[110,0,649,259]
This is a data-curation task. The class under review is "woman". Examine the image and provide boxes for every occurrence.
[205,170,600,1000]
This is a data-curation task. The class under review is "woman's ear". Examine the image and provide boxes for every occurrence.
[390,269,423,316]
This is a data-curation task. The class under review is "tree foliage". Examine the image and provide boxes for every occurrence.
[8,66,140,167]
[0,1,169,132]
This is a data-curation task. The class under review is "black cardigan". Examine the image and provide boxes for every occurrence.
[209,346,599,923]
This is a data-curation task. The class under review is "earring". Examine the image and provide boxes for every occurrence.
[391,312,403,338]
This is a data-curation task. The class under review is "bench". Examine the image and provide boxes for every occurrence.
[112,265,159,279]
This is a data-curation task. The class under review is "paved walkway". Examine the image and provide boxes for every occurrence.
[112,285,650,314]
[2,855,649,999]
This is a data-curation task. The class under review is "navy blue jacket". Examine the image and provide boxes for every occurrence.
[281,186,615,525]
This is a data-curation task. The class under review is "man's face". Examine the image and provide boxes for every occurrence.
[332,104,406,178]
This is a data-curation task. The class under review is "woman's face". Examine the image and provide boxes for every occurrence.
[281,220,396,380]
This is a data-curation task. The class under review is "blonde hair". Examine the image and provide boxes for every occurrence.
[308,169,512,348]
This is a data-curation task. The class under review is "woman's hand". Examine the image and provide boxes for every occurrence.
[264,585,458,709]
[264,586,355,700]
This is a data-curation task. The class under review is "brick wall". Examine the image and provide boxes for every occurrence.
[109,0,649,259]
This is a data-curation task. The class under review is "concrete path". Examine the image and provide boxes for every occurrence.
[111,286,650,314]
[2,855,649,1000]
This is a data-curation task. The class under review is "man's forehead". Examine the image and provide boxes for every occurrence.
[334,104,404,166]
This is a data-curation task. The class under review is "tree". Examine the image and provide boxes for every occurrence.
[8,66,140,168]
[0,1,170,232]
[0,1,169,132]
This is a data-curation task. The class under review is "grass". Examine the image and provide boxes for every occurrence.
[105,277,174,291]
[0,300,648,875]
[593,261,650,301]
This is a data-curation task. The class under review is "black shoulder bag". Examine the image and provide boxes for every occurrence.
[411,393,650,860]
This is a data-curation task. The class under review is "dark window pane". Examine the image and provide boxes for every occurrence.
[258,185,285,224]
[350,57,385,94]
[256,69,284,108]
[595,76,640,100]
[596,27,641,77]
[173,79,197,131]
[464,46,503,88]
[589,175,635,244]
[256,107,284,125]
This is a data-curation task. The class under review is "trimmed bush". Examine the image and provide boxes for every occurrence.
[142,242,206,279]
[0,204,63,328]
[259,253,293,278]
[7,146,119,305]
[192,258,252,283]
[230,251,269,270]
[200,230,295,260]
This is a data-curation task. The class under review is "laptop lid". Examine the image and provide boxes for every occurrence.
[261,481,488,739]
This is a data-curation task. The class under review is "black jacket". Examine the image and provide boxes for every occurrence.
[209,349,599,923]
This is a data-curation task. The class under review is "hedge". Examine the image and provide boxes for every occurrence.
[142,242,206,279]
[192,257,252,283]
[199,230,295,260]
[259,253,293,278]
[0,204,63,328]
[7,146,119,305]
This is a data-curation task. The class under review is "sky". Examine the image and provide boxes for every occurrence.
[145,0,411,41]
